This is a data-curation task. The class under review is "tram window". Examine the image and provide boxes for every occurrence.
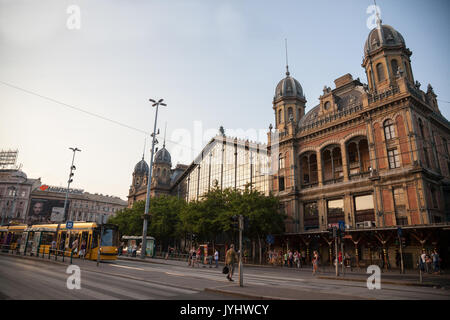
[92,230,100,248]
[101,229,114,246]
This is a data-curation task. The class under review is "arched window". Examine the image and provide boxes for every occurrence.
[278,109,282,124]
[391,59,399,76]
[418,118,425,138]
[278,154,285,170]
[324,101,330,110]
[163,169,166,177]
[384,119,395,140]
[376,63,385,82]
[288,107,293,121]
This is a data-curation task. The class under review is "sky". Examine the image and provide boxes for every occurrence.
[1,0,449,200]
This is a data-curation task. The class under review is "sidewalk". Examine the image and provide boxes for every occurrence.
[118,255,450,289]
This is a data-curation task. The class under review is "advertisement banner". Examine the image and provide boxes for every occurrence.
[27,199,68,224]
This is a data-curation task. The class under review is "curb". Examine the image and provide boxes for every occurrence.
[317,275,444,289]
[204,287,283,300]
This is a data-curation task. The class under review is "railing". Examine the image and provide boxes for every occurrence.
[367,86,400,104]
[0,243,89,265]
[299,104,363,133]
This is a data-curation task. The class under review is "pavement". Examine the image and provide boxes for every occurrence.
[2,252,450,300]
[118,254,450,289]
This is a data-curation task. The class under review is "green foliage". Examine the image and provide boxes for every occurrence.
[108,200,145,238]
[109,187,284,246]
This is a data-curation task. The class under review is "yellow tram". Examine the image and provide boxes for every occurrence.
[0,224,27,251]
[1,222,119,261]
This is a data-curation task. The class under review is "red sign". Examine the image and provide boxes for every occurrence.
[39,185,49,191]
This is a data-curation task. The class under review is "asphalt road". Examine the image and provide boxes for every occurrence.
[1,254,449,300]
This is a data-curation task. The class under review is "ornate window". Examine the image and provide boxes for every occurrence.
[376,63,385,82]
[388,148,400,169]
[391,59,399,76]
[278,109,282,124]
[384,119,396,140]
[288,107,293,121]
[278,153,285,170]
[324,101,330,110]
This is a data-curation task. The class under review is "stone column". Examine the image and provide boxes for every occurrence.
[317,151,323,187]
[341,142,349,182]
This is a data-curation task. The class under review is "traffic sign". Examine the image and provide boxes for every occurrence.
[338,221,345,232]
[66,221,73,229]
[266,235,274,245]
[397,227,402,237]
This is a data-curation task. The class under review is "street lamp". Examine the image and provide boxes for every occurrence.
[63,147,81,221]
[141,98,166,259]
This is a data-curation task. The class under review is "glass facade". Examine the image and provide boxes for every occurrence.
[183,137,270,202]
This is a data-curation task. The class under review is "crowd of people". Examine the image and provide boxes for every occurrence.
[419,249,441,274]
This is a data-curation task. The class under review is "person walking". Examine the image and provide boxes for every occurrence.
[294,251,299,268]
[288,250,293,268]
[420,250,426,272]
[214,249,219,268]
[79,240,86,259]
[301,250,306,267]
[432,249,440,274]
[191,247,197,267]
[225,244,239,281]
[312,251,319,275]
[71,238,79,255]
[284,251,288,267]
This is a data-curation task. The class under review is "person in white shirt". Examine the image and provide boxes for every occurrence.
[214,249,219,268]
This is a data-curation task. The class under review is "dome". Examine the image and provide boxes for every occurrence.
[274,70,305,101]
[134,158,149,175]
[364,24,405,54]
[154,146,171,165]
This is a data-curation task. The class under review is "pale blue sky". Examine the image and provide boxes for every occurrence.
[1,0,449,199]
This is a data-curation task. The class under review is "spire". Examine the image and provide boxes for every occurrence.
[163,122,167,148]
[285,38,290,76]
[374,0,382,28]
[142,135,147,160]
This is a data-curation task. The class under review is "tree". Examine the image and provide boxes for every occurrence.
[108,200,145,238]
[147,195,185,252]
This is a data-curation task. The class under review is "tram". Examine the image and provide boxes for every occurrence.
[1,222,119,261]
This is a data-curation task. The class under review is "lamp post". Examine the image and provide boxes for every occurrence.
[141,98,166,259]
[63,147,81,221]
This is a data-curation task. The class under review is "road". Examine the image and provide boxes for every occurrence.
[0,254,449,300]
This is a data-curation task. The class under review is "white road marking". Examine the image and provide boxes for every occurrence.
[110,264,144,271]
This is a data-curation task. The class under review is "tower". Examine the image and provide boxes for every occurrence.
[273,64,306,132]
[362,17,414,93]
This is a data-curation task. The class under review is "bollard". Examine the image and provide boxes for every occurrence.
[70,250,73,264]
[62,250,65,262]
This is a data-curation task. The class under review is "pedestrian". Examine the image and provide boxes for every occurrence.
[196,247,202,267]
[79,240,86,259]
[288,250,293,268]
[431,249,440,274]
[419,250,426,272]
[284,251,288,267]
[51,239,57,255]
[188,247,193,266]
[191,247,197,267]
[312,250,319,275]
[214,249,219,268]
[72,238,79,255]
[395,250,401,268]
[294,251,299,268]
[225,244,239,281]
[425,253,432,274]
[301,250,306,266]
